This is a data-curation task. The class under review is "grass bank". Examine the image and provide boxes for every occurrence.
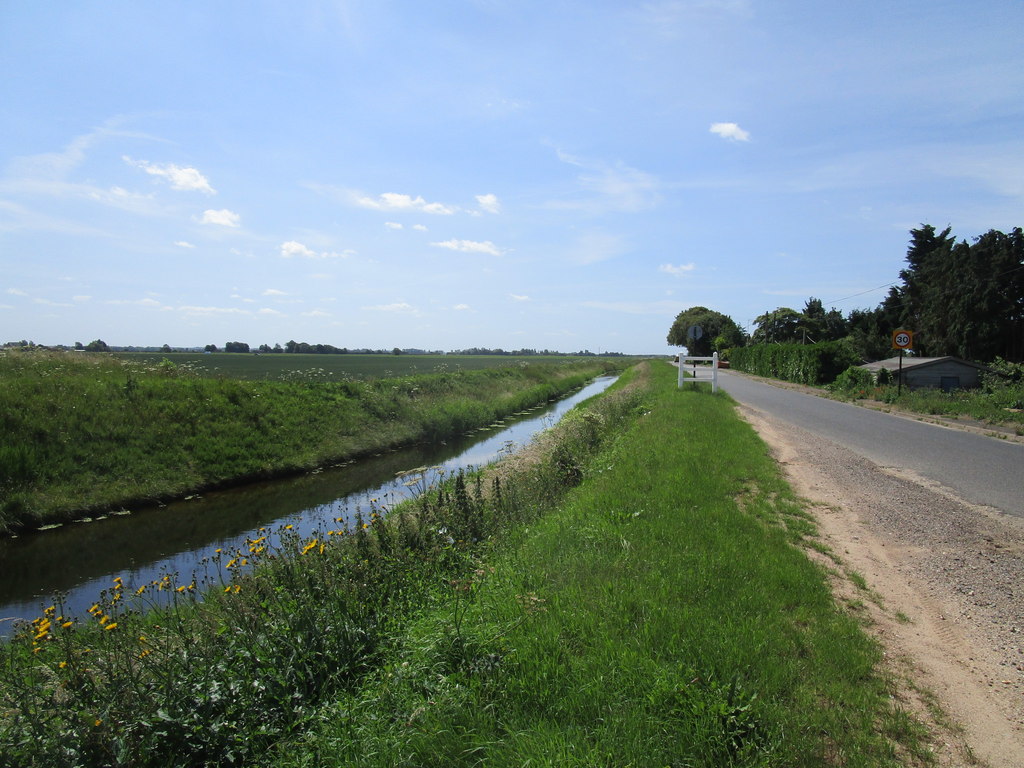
[272,361,925,767]
[0,349,621,536]
[1,361,929,766]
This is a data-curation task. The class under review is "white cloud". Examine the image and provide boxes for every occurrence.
[302,309,332,318]
[453,303,471,310]
[412,224,428,231]
[174,240,196,248]
[104,297,168,308]
[430,238,503,256]
[384,221,403,229]
[262,288,288,296]
[34,297,73,307]
[124,157,216,194]
[258,308,284,316]
[178,305,251,316]
[279,240,353,259]
[201,209,241,227]
[280,240,317,258]
[7,288,28,296]
[709,122,751,142]
[509,294,530,302]
[475,193,501,214]
[354,191,456,215]
[363,302,419,313]
[658,262,697,276]
[73,295,91,302]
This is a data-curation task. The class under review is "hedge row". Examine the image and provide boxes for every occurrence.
[728,341,860,385]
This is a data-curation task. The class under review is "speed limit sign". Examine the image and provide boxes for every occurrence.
[892,330,913,350]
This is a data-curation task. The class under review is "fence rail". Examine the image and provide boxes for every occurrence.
[677,351,719,393]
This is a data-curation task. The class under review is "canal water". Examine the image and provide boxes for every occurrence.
[0,375,616,630]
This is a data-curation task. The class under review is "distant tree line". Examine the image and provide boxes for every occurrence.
[203,343,628,357]
[669,224,1023,364]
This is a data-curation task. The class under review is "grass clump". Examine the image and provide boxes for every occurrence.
[0,348,620,535]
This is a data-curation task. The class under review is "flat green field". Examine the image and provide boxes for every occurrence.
[116,352,637,380]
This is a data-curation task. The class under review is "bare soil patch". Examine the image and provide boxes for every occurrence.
[738,404,1024,767]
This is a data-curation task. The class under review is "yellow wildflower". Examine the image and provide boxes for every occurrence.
[104,623,118,631]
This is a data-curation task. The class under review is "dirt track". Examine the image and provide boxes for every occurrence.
[738,404,1024,767]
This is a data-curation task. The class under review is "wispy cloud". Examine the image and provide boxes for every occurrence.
[509,294,530,302]
[568,231,628,265]
[362,301,419,314]
[200,209,241,227]
[658,262,697,276]
[279,240,353,259]
[174,240,195,248]
[709,122,751,142]
[384,221,403,229]
[431,238,504,256]
[124,157,216,194]
[178,305,251,317]
[550,149,660,213]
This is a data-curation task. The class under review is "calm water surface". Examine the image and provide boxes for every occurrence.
[0,376,616,630]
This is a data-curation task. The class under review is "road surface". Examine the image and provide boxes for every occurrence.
[715,370,1024,517]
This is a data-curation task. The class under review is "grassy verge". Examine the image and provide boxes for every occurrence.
[0,349,621,535]
[264,362,927,767]
[1,362,928,766]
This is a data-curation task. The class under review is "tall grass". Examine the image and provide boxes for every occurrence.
[0,349,620,535]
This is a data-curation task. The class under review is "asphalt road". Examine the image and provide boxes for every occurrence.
[714,370,1024,518]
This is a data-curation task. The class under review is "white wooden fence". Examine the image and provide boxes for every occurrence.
[677,351,719,393]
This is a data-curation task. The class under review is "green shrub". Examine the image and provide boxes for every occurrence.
[729,341,860,385]
[828,366,875,396]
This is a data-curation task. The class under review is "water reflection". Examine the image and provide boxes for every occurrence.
[0,376,615,628]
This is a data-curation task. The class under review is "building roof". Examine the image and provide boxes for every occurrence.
[860,356,991,373]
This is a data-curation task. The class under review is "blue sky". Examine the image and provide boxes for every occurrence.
[2,1,1022,355]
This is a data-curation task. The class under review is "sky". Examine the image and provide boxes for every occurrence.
[2,1,1022,355]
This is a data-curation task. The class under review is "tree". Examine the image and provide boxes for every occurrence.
[801,297,848,343]
[751,308,802,344]
[224,341,250,353]
[891,225,1023,361]
[85,339,110,352]
[667,306,745,356]
[204,344,218,353]
[160,344,172,353]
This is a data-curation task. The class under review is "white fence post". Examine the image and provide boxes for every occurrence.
[677,353,720,392]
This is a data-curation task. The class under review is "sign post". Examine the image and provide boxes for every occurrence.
[892,330,914,395]
[687,325,703,380]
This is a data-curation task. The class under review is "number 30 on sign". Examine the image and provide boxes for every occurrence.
[892,330,913,350]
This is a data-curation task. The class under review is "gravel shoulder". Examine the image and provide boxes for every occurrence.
[737,402,1024,767]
